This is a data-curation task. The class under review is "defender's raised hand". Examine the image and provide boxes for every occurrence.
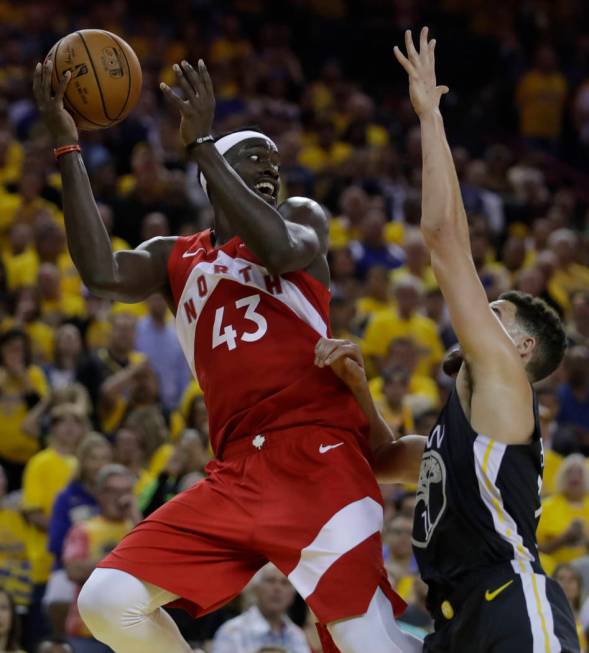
[32,58,79,147]
[160,60,215,146]
[394,27,449,118]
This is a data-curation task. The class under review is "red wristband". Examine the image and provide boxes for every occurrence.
[53,144,81,161]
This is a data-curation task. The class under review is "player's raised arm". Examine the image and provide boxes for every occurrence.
[33,58,173,304]
[314,338,425,484]
[395,29,535,443]
[160,60,326,275]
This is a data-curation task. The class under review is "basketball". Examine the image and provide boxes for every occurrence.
[48,29,142,131]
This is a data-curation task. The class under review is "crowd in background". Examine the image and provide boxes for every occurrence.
[0,0,588,651]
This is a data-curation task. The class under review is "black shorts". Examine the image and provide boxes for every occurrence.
[424,569,579,653]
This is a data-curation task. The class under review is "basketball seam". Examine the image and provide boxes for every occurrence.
[77,30,116,122]
[54,36,109,129]
[102,30,132,120]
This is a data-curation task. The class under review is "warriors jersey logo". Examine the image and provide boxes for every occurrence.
[412,449,447,548]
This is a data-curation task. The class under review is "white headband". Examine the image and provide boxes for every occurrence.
[199,130,277,196]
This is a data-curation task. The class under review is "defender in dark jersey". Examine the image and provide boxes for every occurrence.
[315,27,579,653]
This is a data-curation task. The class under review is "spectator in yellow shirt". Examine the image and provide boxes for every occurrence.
[328,186,369,249]
[22,403,87,647]
[384,515,416,602]
[391,231,436,289]
[538,454,589,565]
[374,367,414,437]
[368,338,440,409]
[2,222,36,292]
[0,328,48,490]
[0,465,32,610]
[33,220,81,301]
[356,266,395,321]
[37,264,85,328]
[298,117,352,173]
[548,229,589,303]
[516,46,567,146]
[5,288,55,364]
[362,276,444,377]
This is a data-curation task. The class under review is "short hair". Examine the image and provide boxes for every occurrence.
[555,454,589,495]
[0,328,31,367]
[500,290,567,382]
[95,463,134,493]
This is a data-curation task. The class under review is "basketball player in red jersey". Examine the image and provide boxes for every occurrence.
[33,56,424,652]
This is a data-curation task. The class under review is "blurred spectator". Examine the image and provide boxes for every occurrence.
[298,117,352,175]
[141,430,210,516]
[43,324,83,391]
[349,208,405,281]
[557,347,589,454]
[363,276,443,378]
[0,465,31,611]
[356,266,393,321]
[212,564,310,653]
[0,328,48,491]
[136,294,190,412]
[536,386,564,496]
[140,212,170,242]
[328,186,370,249]
[553,564,586,650]
[375,366,413,437]
[516,46,567,151]
[22,403,87,650]
[0,588,24,653]
[383,515,417,602]
[548,230,589,305]
[392,232,435,288]
[75,312,146,428]
[538,455,589,568]
[45,434,112,636]
[567,291,589,348]
[63,464,140,653]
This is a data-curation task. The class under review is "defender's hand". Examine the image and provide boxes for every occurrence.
[160,60,215,146]
[32,57,79,147]
[394,27,449,119]
[314,337,367,393]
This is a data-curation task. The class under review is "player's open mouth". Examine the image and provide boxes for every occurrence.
[254,180,278,201]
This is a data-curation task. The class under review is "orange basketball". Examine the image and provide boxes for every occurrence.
[48,29,142,131]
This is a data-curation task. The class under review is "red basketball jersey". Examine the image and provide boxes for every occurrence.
[167,230,369,456]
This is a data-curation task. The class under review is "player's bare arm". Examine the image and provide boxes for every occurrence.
[315,337,425,484]
[395,28,534,444]
[160,60,328,280]
[33,58,175,305]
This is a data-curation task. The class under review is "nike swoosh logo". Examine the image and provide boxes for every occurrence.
[319,442,344,454]
[485,580,514,602]
[182,248,206,258]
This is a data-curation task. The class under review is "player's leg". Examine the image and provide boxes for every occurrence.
[327,586,423,653]
[256,428,422,653]
[77,464,265,653]
[78,568,192,653]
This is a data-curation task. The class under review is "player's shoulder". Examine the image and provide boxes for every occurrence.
[137,235,180,258]
[279,196,328,233]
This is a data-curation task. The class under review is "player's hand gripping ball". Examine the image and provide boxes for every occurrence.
[46,29,142,131]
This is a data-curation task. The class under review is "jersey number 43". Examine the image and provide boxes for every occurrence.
[212,294,268,351]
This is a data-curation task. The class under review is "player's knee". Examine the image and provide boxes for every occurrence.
[78,568,142,635]
[78,570,113,635]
